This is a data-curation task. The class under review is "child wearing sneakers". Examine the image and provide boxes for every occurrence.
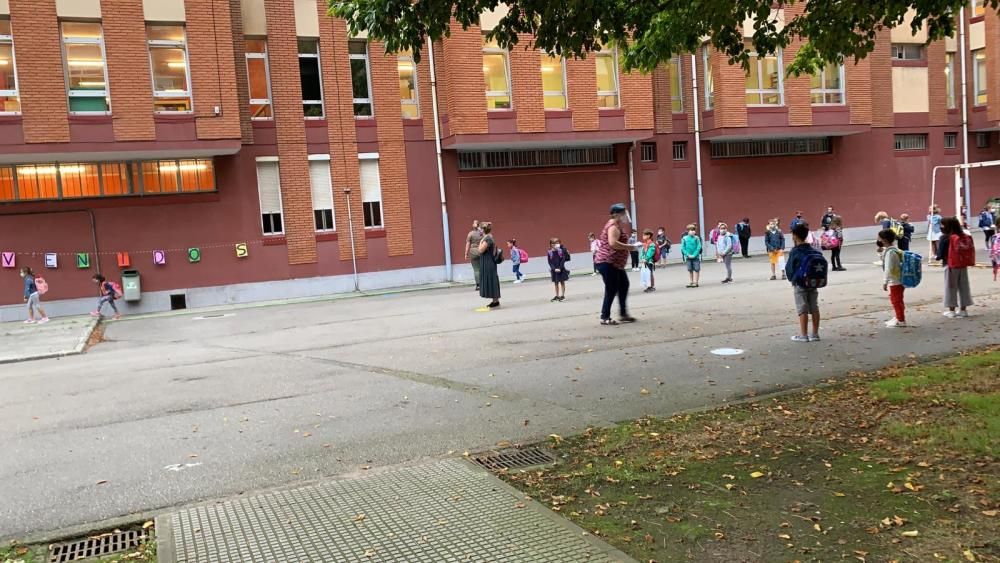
[91,274,121,320]
[785,223,825,342]
[640,229,657,292]
[547,238,569,301]
[507,239,524,283]
[879,229,907,327]
[681,224,703,288]
[20,267,50,324]
[991,231,1000,281]
[765,220,786,280]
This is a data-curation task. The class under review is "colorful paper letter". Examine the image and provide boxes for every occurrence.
[188,248,201,263]
[235,243,248,258]
[153,250,167,265]
[117,252,131,268]
[1,252,13,268]
[76,253,90,269]
[44,253,58,268]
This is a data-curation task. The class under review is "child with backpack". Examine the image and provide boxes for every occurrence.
[936,216,975,318]
[879,229,908,328]
[990,231,1000,281]
[681,224,703,288]
[655,227,671,264]
[765,220,786,280]
[20,267,50,324]
[897,213,914,251]
[547,237,570,301]
[91,274,122,320]
[640,229,657,292]
[715,223,735,283]
[785,223,827,342]
[507,239,525,283]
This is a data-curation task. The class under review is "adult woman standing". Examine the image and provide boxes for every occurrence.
[477,222,501,309]
[595,204,637,325]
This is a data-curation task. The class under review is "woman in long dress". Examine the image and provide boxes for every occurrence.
[478,222,501,309]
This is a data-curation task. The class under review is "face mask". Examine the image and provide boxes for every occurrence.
[720,229,727,235]
[555,244,561,249]
[622,212,632,225]
[20,273,25,278]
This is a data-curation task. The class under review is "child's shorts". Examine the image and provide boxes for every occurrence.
[794,287,819,316]
[768,250,782,265]
[686,258,701,273]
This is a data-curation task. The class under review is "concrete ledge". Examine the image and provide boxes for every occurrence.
[0,316,97,365]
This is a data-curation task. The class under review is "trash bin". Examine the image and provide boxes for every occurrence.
[121,270,141,302]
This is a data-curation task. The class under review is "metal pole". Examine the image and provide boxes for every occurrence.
[954,167,963,219]
[344,188,360,292]
[958,6,972,217]
[427,37,453,281]
[690,52,707,257]
[628,141,638,231]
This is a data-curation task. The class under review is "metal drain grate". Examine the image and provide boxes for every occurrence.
[49,528,147,563]
[472,446,556,472]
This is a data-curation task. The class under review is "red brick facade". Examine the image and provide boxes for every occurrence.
[9,0,70,143]
[102,0,156,141]
[186,0,242,140]
[509,36,545,133]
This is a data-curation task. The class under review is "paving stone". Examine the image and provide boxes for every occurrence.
[158,459,634,563]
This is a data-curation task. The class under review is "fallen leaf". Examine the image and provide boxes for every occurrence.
[963,548,976,561]
[778,534,792,540]
[96,480,108,485]
[302,432,311,438]
[640,389,650,395]
[982,510,998,517]
[548,434,563,444]
[901,530,919,537]
[352,513,367,522]
[514,502,526,509]
[833,492,846,497]
[750,471,765,479]
[142,521,154,530]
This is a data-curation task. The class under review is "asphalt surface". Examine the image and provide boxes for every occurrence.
[2,245,998,540]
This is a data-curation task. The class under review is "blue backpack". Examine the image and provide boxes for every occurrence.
[793,250,828,289]
[900,250,922,288]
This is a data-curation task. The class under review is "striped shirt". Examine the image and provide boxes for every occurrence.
[595,219,630,269]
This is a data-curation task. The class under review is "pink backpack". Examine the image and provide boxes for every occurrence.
[34,276,49,295]
[517,248,528,263]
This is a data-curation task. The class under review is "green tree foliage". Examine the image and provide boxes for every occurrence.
[329,0,997,74]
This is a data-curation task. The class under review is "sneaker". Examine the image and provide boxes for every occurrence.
[956,310,969,318]
[550,296,560,302]
[89,311,101,317]
[23,319,36,324]
[781,275,787,280]
[591,273,597,277]
[557,296,566,302]
[791,335,810,343]
[809,334,821,342]
[113,314,121,320]
[38,317,50,324]
[942,311,957,318]
[513,279,523,284]
[770,275,777,281]
[885,319,907,328]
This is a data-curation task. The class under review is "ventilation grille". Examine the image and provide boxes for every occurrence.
[710,137,831,159]
[49,528,147,563]
[457,146,615,171]
[472,446,557,471]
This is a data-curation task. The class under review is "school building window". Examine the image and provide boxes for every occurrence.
[0,19,20,114]
[891,43,924,61]
[810,62,844,105]
[973,0,986,17]
[944,132,958,149]
[147,25,191,112]
[245,39,272,119]
[298,39,323,118]
[640,142,657,163]
[945,53,956,109]
[976,132,991,149]
[745,42,783,106]
[309,157,335,232]
[482,35,511,110]
[669,56,683,113]
[973,49,987,106]
[595,48,619,108]
[350,39,373,116]
[672,141,688,161]
[255,159,283,235]
[0,159,214,202]
[702,46,714,110]
[398,49,419,118]
[62,22,110,114]
[541,54,567,109]
[894,134,927,151]
[359,157,383,228]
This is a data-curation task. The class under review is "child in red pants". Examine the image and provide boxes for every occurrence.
[879,229,906,327]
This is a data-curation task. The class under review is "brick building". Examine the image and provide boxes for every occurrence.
[1,0,999,316]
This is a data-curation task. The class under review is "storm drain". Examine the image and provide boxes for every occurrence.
[49,528,147,563]
[472,446,556,472]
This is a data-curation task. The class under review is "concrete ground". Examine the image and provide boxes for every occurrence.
[0,316,96,364]
[1,244,998,541]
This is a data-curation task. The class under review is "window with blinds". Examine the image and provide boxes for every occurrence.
[359,159,383,228]
[309,159,335,231]
[255,160,283,235]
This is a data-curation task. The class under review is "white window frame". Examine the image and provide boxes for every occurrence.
[891,43,924,61]
[308,154,335,232]
[298,38,324,119]
[62,22,111,115]
[358,153,383,229]
[595,47,620,108]
[945,52,956,109]
[482,36,512,110]
[255,157,284,235]
[245,39,273,120]
[810,63,845,106]
[0,19,20,115]
[746,46,784,106]
[147,24,193,113]
[541,54,567,110]
[702,46,714,110]
[398,50,419,118]
[669,56,683,113]
[973,48,987,106]
[350,39,374,117]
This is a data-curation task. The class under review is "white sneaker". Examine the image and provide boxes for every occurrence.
[956,310,969,318]
[885,319,907,328]
[942,311,957,318]
[809,334,821,342]
[513,279,523,284]
[23,319,36,324]
[791,335,810,343]
[37,317,50,324]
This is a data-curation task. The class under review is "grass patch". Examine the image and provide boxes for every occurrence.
[503,349,1000,562]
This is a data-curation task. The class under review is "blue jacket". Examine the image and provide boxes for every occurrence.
[785,243,822,283]
[23,275,37,299]
[510,246,521,265]
[980,211,995,229]
[764,229,785,252]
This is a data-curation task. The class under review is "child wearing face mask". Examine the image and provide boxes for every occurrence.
[20,267,50,324]
[547,237,570,301]
[716,222,735,283]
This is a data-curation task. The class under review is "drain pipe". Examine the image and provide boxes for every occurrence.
[690,52,707,257]
[427,36,453,281]
[958,6,972,217]
[627,141,638,230]
[344,188,360,292]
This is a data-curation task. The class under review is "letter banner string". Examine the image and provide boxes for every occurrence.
[7,239,272,258]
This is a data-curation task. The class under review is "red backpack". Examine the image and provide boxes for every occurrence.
[947,233,977,269]
[517,248,528,263]
[34,276,49,295]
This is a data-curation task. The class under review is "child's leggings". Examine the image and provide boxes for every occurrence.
[98,295,118,313]
[889,285,905,322]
